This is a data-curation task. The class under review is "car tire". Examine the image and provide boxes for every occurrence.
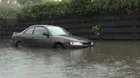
[16,42,24,49]
[54,43,64,50]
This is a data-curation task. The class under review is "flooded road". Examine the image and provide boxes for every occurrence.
[0,40,140,78]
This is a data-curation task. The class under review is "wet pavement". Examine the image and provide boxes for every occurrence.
[0,40,140,78]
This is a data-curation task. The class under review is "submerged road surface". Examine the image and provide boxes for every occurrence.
[0,40,140,78]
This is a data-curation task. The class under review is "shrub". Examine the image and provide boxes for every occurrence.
[1,0,140,19]
[0,3,20,19]
[92,25,100,36]
[18,1,70,20]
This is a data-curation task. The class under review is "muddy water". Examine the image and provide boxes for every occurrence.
[0,40,140,78]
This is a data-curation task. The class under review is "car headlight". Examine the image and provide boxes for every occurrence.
[70,42,83,46]
[91,42,94,45]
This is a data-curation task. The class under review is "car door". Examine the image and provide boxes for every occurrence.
[33,26,52,47]
[22,27,35,46]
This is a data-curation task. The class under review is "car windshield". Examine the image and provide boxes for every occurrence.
[47,26,72,36]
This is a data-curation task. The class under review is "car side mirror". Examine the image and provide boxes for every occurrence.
[43,32,49,37]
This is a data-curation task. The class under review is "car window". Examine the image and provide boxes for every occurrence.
[47,26,72,36]
[34,27,48,35]
[24,27,34,34]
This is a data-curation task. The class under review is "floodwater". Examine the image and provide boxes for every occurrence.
[0,40,140,78]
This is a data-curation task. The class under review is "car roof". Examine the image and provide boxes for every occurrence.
[30,25,59,27]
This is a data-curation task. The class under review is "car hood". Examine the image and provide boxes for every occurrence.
[55,35,91,42]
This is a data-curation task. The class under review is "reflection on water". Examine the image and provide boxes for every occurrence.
[0,41,140,78]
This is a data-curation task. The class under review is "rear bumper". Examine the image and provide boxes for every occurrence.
[11,40,16,46]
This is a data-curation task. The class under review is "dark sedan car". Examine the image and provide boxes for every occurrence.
[11,25,94,49]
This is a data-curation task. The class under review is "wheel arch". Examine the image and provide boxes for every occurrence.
[15,40,23,46]
[53,42,65,48]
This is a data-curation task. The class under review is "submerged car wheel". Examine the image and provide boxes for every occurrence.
[54,43,64,49]
[16,42,24,49]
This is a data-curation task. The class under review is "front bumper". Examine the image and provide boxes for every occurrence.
[64,43,94,49]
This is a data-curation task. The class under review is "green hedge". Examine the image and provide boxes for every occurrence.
[1,0,140,19]
[18,1,69,19]
[0,3,20,19]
